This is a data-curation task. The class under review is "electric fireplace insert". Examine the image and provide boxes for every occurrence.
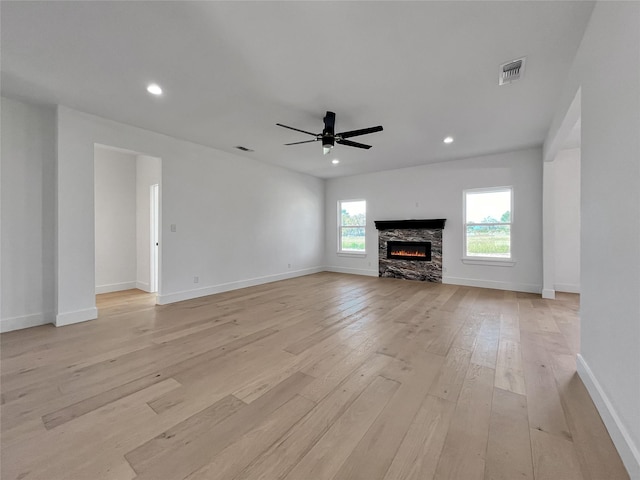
[386,241,431,261]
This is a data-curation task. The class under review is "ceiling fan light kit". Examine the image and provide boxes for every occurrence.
[277,111,383,155]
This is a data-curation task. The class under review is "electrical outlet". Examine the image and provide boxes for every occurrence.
[170,224,177,232]
[193,276,199,283]
[287,263,291,269]
[368,261,372,267]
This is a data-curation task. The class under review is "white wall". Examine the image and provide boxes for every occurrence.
[545,3,640,477]
[325,147,543,293]
[541,161,556,299]
[94,146,137,293]
[553,147,580,293]
[0,97,56,332]
[56,106,324,324]
[136,155,161,292]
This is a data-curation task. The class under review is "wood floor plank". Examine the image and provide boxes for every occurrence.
[333,350,445,480]
[470,316,500,369]
[0,274,628,480]
[298,345,394,404]
[384,287,434,322]
[125,394,246,474]
[450,313,482,352]
[441,286,471,312]
[520,332,572,441]
[499,313,521,342]
[147,343,294,417]
[494,338,526,395]
[382,395,455,480]
[283,375,400,480]
[6,319,275,413]
[42,371,170,430]
[530,427,583,480]
[535,306,563,334]
[418,312,464,357]
[235,353,391,480]
[183,394,316,480]
[2,378,181,480]
[484,387,534,480]
[375,322,421,358]
[230,330,346,404]
[429,347,473,402]
[283,305,371,355]
[433,363,495,480]
[299,341,354,378]
[231,312,390,406]
[524,330,573,356]
[133,372,313,480]
[42,327,276,429]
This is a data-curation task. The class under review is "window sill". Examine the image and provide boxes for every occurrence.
[337,252,367,258]
[461,257,516,267]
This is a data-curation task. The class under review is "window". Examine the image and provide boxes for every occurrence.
[464,187,512,259]
[339,200,366,253]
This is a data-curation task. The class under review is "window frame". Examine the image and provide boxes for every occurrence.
[463,186,514,264]
[338,199,367,255]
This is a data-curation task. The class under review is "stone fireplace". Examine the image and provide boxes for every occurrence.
[374,219,445,282]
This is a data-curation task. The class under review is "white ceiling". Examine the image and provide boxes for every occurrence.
[1,1,594,178]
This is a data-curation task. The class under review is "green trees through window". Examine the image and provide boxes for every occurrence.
[339,200,366,252]
[465,188,512,258]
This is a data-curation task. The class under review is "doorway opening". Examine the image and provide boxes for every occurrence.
[94,144,161,312]
[542,88,581,355]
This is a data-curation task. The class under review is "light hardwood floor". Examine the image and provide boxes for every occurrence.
[0,272,629,480]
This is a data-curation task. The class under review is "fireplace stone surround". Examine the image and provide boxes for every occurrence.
[374,219,445,282]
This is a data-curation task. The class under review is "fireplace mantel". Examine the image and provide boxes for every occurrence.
[374,219,446,230]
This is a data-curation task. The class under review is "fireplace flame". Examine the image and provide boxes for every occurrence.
[391,249,426,257]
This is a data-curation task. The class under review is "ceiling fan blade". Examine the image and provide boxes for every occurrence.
[337,139,372,149]
[284,139,319,146]
[338,125,383,139]
[276,123,318,137]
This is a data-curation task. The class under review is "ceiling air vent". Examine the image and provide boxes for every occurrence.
[234,145,254,152]
[499,57,526,85]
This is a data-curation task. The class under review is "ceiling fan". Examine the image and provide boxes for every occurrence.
[277,111,383,155]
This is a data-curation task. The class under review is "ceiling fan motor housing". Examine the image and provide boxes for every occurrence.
[323,111,336,150]
[322,134,335,147]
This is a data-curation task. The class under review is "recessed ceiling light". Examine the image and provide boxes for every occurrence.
[443,136,454,144]
[146,83,163,95]
[332,159,340,165]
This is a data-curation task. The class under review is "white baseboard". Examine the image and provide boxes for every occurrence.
[577,354,640,479]
[443,275,541,294]
[555,283,580,294]
[157,267,324,305]
[0,312,53,333]
[542,288,556,299]
[324,266,378,277]
[136,281,151,293]
[95,281,137,294]
[55,307,98,327]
